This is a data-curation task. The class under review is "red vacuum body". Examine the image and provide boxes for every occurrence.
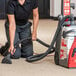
[57,0,76,68]
[59,26,76,68]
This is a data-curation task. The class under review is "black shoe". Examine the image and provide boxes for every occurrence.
[0,42,9,56]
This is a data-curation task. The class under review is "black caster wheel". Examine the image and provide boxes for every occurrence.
[54,51,59,65]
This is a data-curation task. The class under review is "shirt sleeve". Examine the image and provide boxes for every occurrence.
[6,1,15,14]
[33,0,38,9]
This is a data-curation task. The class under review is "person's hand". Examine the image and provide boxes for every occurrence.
[32,32,37,41]
[8,45,15,55]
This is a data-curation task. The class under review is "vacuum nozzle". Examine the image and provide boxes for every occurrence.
[1,54,12,64]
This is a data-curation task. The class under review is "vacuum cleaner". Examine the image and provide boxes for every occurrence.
[1,0,76,68]
[54,0,76,68]
[2,14,74,64]
[26,0,76,68]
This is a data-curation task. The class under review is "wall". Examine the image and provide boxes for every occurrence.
[50,0,61,17]
[50,0,76,17]
[71,0,76,17]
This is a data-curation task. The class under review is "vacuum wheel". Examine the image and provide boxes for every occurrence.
[54,51,59,65]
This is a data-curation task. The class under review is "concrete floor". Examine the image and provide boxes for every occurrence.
[0,19,76,76]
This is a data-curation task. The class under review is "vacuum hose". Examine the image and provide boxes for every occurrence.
[1,37,50,64]
[26,15,74,62]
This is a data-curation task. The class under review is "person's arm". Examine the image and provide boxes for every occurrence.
[8,15,16,53]
[32,7,39,40]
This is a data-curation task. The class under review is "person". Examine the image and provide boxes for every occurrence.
[4,0,39,59]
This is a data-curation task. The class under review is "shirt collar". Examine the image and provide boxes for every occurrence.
[16,0,26,6]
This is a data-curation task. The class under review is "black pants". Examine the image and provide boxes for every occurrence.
[5,21,33,59]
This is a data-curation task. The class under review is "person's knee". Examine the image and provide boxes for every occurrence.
[25,49,33,57]
[21,44,33,58]
[11,47,21,59]
[21,52,33,58]
[11,55,20,59]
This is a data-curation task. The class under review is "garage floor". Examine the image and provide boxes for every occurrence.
[0,19,76,76]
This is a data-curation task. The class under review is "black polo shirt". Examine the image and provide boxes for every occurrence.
[6,0,38,25]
